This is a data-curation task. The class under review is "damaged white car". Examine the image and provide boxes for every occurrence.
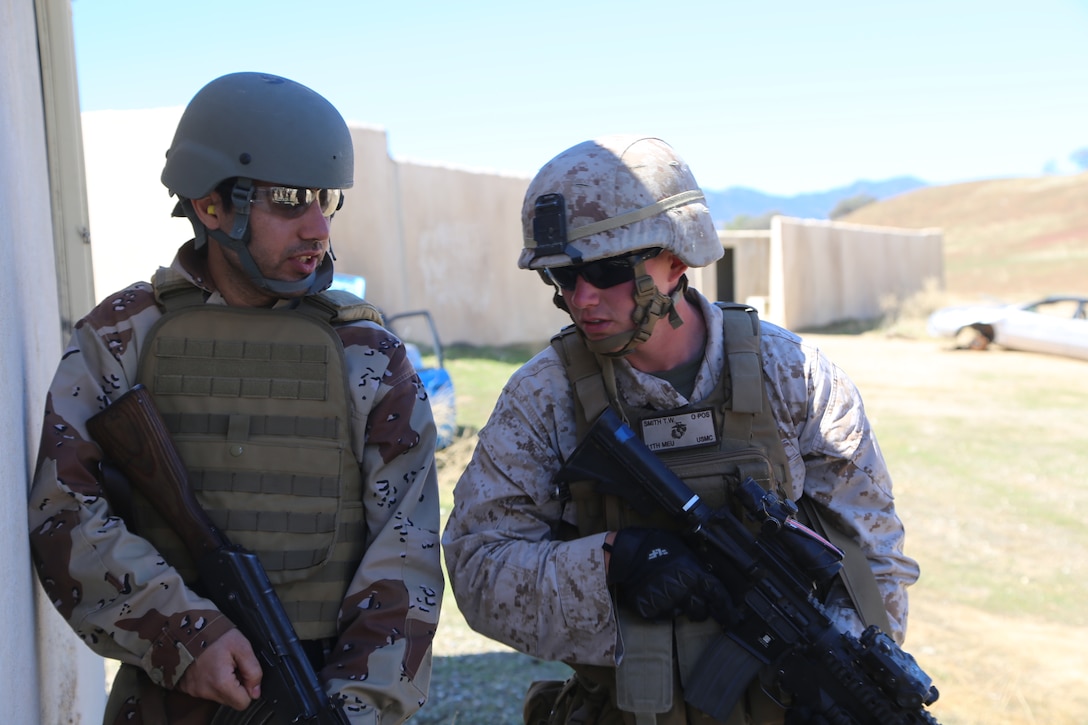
[927,295,1088,361]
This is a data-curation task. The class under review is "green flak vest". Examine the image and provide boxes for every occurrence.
[130,269,383,640]
[551,303,888,724]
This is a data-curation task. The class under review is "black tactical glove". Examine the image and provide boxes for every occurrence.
[606,527,739,625]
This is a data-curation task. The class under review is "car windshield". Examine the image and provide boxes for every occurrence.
[1024,298,1088,319]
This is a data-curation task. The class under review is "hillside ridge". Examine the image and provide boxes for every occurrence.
[703,176,927,223]
[841,172,1088,301]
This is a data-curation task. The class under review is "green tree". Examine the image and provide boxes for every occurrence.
[829,193,877,219]
[725,210,780,230]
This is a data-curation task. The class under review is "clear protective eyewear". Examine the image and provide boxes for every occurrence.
[251,185,344,219]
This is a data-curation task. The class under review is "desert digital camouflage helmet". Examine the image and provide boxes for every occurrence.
[519,135,722,270]
[520,136,723,356]
[161,71,354,297]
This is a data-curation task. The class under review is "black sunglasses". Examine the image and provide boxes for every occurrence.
[542,248,663,291]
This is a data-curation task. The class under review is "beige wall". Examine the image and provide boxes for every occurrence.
[82,113,942,349]
[326,126,403,306]
[6,0,107,721]
[83,112,572,349]
[334,152,570,348]
[1,7,54,721]
[718,230,773,304]
[721,219,943,330]
[769,216,944,330]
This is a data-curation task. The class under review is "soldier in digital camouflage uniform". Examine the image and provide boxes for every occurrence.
[442,135,920,724]
[28,72,443,725]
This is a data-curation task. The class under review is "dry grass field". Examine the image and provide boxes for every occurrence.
[428,331,1088,725]
[798,333,1088,724]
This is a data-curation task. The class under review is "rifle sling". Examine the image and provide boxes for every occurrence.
[796,496,893,633]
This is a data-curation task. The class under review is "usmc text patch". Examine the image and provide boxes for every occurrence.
[639,409,719,451]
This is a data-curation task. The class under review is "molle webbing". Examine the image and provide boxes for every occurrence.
[148,335,333,399]
[134,284,368,640]
[163,411,342,440]
[718,303,762,414]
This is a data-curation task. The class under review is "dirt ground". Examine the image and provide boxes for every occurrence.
[433,331,1088,725]
[802,333,1088,725]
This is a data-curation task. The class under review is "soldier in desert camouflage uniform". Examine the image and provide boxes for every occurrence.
[442,135,920,724]
[28,72,442,724]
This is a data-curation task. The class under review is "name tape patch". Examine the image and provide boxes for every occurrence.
[640,409,718,452]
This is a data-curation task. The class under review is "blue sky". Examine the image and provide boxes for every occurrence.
[71,0,1088,195]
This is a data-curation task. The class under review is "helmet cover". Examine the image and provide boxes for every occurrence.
[519,135,722,270]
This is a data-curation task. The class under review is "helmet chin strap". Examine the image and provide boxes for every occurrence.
[209,221,333,297]
[184,180,332,298]
[550,262,688,357]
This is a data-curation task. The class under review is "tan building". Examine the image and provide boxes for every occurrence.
[4,0,107,722]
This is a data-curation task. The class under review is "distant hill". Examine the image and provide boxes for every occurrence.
[840,172,1088,301]
[703,176,928,225]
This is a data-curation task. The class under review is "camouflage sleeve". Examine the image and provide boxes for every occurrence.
[322,324,443,724]
[761,324,920,644]
[27,284,236,689]
[442,352,619,666]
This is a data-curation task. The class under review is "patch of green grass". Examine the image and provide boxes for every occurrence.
[444,343,539,432]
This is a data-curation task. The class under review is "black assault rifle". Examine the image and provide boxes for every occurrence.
[557,408,941,725]
[87,385,350,724]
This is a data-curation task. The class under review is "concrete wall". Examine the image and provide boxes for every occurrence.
[325,126,404,308]
[83,110,572,349]
[17,1,944,718]
[338,154,570,347]
[81,108,726,350]
[770,216,944,330]
[3,0,106,721]
[81,115,943,349]
[721,218,943,330]
[718,230,772,304]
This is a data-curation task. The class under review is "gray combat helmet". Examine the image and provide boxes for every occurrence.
[520,136,723,356]
[161,72,354,297]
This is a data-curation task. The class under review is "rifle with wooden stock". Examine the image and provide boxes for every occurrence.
[556,407,941,725]
[87,384,350,724]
